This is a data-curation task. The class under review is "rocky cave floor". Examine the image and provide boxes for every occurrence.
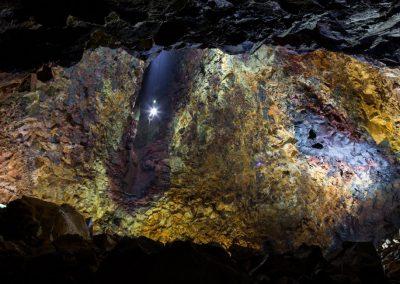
[1,196,399,284]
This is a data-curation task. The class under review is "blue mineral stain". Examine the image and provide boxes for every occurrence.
[294,112,399,199]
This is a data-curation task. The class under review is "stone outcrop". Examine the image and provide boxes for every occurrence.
[379,233,400,280]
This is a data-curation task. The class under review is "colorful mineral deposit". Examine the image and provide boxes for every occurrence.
[1,1,400,282]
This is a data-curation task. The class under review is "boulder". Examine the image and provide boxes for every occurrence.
[0,196,90,244]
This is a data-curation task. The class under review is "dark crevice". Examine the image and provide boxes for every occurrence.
[308,129,317,139]
[122,50,185,199]
[312,142,323,149]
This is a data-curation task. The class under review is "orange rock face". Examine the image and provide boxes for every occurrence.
[0,46,399,252]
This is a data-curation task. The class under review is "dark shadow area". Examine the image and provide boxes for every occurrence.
[0,0,399,71]
[0,196,393,284]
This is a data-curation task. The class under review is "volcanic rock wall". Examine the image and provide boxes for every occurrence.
[132,47,400,250]
[1,45,399,251]
[0,47,145,233]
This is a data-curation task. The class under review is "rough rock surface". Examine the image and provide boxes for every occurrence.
[0,197,392,283]
[1,45,400,251]
[0,46,145,233]
[0,0,399,71]
[130,46,400,250]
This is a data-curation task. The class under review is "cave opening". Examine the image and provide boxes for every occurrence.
[122,50,185,200]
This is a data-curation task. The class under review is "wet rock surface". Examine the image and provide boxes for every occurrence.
[0,197,393,284]
[0,0,400,71]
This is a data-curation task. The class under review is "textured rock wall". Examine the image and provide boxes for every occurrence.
[0,47,145,233]
[1,45,399,251]
[132,46,400,250]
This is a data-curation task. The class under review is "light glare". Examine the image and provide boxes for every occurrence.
[148,106,159,121]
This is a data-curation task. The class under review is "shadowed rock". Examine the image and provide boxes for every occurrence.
[0,197,396,283]
[0,0,399,71]
[0,196,91,244]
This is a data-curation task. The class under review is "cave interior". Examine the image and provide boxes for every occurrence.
[1,0,400,283]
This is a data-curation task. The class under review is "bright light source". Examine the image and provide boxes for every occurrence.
[150,107,158,117]
[148,106,159,121]
[0,204,6,209]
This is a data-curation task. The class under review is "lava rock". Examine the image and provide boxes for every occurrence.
[0,196,91,244]
[0,197,392,284]
[23,235,98,284]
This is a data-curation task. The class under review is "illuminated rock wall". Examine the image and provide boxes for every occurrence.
[132,47,400,250]
[0,47,145,233]
[1,46,399,251]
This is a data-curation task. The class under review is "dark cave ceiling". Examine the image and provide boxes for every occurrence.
[0,0,399,71]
